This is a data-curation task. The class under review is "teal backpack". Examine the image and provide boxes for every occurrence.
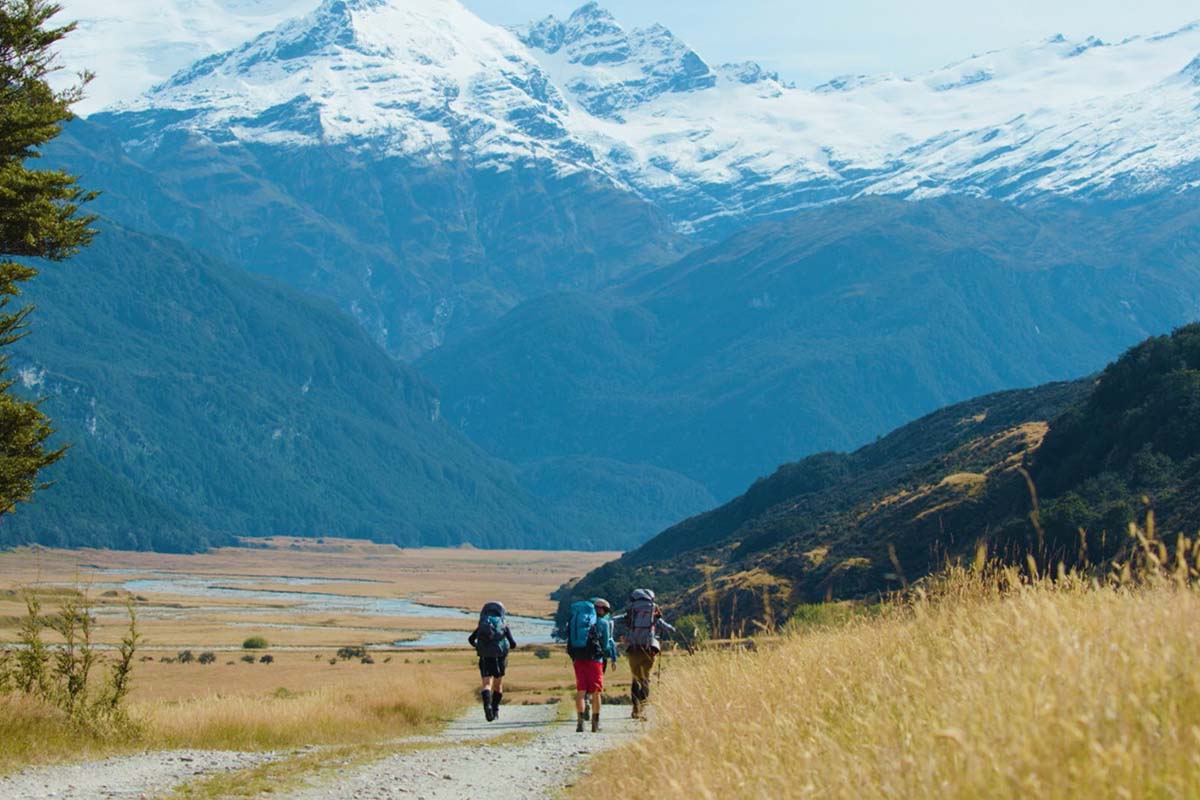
[566,600,601,659]
[475,601,509,658]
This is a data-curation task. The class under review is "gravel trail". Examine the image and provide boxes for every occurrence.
[288,704,639,800]
[0,749,279,799]
[0,704,639,799]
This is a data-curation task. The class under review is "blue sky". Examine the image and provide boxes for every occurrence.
[463,1,1200,87]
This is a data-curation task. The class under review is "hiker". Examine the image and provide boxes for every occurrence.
[468,600,517,722]
[622,588,677,719]
[566,596,618,733]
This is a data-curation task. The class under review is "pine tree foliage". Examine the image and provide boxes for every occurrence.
[0,0,94,513]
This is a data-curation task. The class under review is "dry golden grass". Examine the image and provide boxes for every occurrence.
[578,576,1200,799]
[134,671,466,751]
[0,543,593,776]
[0,695,138,775]
[0,646,574,774]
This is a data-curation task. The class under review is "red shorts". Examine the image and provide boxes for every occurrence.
[573,659,604,693]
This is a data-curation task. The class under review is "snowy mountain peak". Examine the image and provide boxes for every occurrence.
[719,61,782,86]
[92,1,1200,233]
[120,0,583,167]
[514,3,715,120]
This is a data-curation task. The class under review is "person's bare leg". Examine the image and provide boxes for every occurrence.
[575,689,586,732]
[591,688,602,732]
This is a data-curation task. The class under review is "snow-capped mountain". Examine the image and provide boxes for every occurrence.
[57,0,321,112]
[513,4,1200,226]
[97,0,1200,234]
[116,0,591,173]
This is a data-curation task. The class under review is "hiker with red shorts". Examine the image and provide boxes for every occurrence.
[566,597,618,732]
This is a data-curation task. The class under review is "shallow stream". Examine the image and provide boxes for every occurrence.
[86,570,556,647]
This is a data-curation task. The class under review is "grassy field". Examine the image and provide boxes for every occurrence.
[0,538,617,616]
[576,570,1200,799]
[0,542,604,774]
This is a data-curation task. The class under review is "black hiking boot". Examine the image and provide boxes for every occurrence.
[491,692,502,721]
[482,690,494,722]
[576,712,585,733]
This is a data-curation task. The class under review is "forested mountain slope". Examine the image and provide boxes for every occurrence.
[562,326,1200,625]
[424,194,1200,500]
[3,223,566,551]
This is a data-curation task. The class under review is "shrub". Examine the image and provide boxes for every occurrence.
[240,655,256,664]
[674,614,710,644]
[2,590,139,729]
[360,655,375,665]
[177,650,195,664]
[336,646,366,661]
[242,636,269,650]
[534,647,552,660]
[259,655,274,664]
[197,652,216,665]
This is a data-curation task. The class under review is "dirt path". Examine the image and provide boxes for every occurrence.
[289,703,638,799]
[0,704,638,799]
[0,749,279,799]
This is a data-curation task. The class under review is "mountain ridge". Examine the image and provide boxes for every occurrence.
[91,0,1200,239]
[421,192,1200,501]
[559,324,1200,627]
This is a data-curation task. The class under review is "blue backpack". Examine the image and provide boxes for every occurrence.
[475,601,509,658]
[567,600,601,659]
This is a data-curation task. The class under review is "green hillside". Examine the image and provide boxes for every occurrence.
[2,222,567,551]
[423,194,1200,502]
[560,325,1200,626]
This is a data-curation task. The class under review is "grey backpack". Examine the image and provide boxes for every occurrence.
[626,588,658,650]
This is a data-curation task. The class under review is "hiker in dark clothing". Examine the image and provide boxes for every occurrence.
[622,588,677,720]
[566,597,618,733]
[468,600,517,722]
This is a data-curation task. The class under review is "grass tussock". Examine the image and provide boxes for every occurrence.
[134,673,468,751]
[578,567,1200,799]
[0,694,138,775]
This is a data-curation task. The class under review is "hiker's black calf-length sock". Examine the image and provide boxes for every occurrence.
[576,712,585,732]
[492,691,502,717]
[481,689,493,721]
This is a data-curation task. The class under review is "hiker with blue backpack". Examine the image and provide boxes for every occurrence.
[623,588,677,720]
[566,597,618,733]
[468,600,517,722]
